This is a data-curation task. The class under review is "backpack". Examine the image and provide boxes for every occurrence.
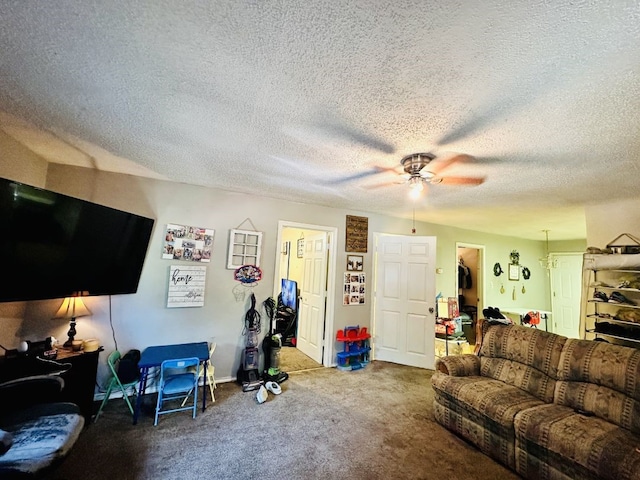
[117,349,141,383]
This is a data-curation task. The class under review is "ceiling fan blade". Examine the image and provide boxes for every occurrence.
[324,165,398,185]
[434,176,485,186]
[427,154,475,175]
[363,177,408,190]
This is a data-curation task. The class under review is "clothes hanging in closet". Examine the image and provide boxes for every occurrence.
[458,262,472,289]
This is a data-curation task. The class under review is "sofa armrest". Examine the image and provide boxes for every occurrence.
[0,375,64,413]
[435,354,481,376]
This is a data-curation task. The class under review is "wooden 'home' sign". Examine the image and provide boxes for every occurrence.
[345,215,368,253]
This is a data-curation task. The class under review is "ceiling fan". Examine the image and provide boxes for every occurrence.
[372,152,485,198]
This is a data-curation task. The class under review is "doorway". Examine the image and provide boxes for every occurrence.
[274,221,337,370]
[456,243,485,347]
[549,253,582,338]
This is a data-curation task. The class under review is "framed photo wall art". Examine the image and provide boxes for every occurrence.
[343,272,366,305]
[162,223,214,262]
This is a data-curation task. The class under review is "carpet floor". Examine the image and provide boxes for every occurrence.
[279,346,323,372]
[52,361,518,480]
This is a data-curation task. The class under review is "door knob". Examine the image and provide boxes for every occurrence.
[429,307,434,313]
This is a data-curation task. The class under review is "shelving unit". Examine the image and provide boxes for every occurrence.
[336,326,371,371]
[435,317,468,356]
[581,253,640,348]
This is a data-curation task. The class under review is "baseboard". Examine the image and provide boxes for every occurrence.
[93,375,236,401]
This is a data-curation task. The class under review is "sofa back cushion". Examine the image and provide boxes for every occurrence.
[479,324,567,402]
[555,338,640,434]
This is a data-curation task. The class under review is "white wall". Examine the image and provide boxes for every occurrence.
[0,145,578,391]
[585,199,640,249]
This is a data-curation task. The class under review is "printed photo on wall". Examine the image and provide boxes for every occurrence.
[162,223,214,262]
[343,272,365,305]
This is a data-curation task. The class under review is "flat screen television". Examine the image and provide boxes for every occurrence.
[281,278,298,310]
[0,177,155,302]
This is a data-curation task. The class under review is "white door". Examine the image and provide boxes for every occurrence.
[296,232,328,363]
[550,253,583,338]
[373,234,436,369]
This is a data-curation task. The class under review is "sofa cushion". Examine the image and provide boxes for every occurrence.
[432,374,544,430]
[433,373,544,468]
[0,402,84,475]
[479,324,567,402]
[435,353,481,376]
[514,403,640,480]
[556,338,640,434]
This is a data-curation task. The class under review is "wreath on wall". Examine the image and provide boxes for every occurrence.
[522,266,531,280]
[493,262,504,277]
[510,250,520,265]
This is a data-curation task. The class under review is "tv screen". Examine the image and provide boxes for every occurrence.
[281,278,298,310]
[0,177,155,302]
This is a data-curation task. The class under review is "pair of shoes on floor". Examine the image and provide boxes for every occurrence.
[256,381,282,404]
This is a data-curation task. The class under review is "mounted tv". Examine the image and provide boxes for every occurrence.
[0,177,155,302]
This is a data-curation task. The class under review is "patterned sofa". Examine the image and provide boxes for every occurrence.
[432,322,640,480]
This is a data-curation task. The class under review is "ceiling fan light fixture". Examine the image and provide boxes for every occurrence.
[408,177,424,199]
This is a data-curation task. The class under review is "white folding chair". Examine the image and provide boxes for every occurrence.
[182,342,216,406]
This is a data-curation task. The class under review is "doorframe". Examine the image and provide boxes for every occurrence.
[274,220,338,367]
[455,242,486,321]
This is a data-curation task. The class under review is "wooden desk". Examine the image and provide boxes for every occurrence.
[133,341,209,424]
[0,347,101,422]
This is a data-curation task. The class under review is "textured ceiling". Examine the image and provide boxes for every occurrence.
[1,1,639,241]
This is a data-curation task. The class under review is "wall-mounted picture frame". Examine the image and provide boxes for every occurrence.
[346,255,363,271]
[508,263,520,281]
[345,215,368,252]
[227,229,263,269]
[297,238,305,258]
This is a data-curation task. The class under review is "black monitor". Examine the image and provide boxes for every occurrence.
[281,278,298,310]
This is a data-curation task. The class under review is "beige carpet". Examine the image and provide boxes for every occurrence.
[279,346,322,372]
[53,361,518,480]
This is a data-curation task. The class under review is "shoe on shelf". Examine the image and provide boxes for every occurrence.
[593,291,609,302]
[265,381,282,395]
[609,291,635,305]
[256,385,268,404]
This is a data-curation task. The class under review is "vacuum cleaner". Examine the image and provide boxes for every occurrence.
[237,293,264,392]
[262,297,289,384]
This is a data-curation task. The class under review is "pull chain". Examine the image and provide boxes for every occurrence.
[412,208,416,234]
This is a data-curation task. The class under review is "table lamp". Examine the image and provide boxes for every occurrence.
[54,295,92,348]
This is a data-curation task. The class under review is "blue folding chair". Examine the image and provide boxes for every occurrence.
[154,357,200,426]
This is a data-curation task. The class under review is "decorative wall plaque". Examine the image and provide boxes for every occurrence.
[227,229,263,269]
[345,215,368,253]
[167,265,206,308]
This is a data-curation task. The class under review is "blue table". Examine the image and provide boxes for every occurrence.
[133,341,210,424]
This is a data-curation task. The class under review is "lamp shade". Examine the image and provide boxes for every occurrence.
[53,296,92,320]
